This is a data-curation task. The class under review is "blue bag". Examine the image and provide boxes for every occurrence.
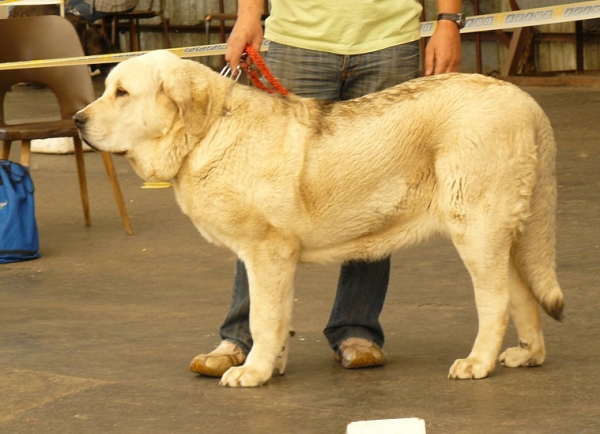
[0,160,41,263]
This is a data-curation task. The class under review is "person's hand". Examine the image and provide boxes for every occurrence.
[424,20,462,75]
[225,7,264,69]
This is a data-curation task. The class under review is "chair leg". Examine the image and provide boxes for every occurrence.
[101,152,133,235]
[136,18,142,51]
[111,16,119,49]
[204,18,211,65]
[21,140,31,167]
[131,19,139,51]
[1,140,11,160]
[160,15,170,48]
[73,137,91,227]
[204,17,211,45]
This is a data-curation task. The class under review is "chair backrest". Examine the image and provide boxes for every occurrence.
[0,16,96,125]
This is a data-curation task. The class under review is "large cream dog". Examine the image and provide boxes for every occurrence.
[75,50,564,387]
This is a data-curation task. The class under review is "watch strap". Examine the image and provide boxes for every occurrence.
[437,13,466,29]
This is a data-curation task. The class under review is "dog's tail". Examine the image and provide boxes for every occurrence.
[513,110,564,321]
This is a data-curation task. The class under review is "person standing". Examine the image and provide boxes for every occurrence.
[190,0,462,378]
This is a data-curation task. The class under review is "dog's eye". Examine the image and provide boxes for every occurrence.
[115,88,129,98]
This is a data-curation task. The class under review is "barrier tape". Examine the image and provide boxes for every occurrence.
[0,44,238,70]
[0,0,63,4]
[421,0,600,36]
[1,1,599,70]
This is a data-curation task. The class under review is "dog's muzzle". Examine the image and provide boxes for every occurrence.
[72,111,101,152]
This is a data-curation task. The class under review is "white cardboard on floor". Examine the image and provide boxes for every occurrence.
[346,418,426,434]
[31,137,91,154]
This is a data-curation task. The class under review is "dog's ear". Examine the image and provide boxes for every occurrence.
[156,65,191,115]
[157,60,211,135]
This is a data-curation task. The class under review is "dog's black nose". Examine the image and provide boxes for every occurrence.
[73,111,87,128]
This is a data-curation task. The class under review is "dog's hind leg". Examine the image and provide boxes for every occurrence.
[498,257,546,368]
[447,221,513,380]
[499,120,562,368]
[220,239,299,387]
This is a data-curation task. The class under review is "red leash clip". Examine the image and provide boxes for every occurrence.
[219,45,290,96]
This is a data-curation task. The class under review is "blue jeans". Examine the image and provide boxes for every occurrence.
[220,41,420,355]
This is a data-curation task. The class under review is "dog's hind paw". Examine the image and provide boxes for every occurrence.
[448,358,493,380]
[219,365,272,387]
[499,346,544,368]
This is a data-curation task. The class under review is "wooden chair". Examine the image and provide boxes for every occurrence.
[104,0,170,52]
[0,16,133,235]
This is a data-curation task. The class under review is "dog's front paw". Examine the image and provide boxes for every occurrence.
[448,358,493,379]
[499,346,544,368]
[219,365,272,387]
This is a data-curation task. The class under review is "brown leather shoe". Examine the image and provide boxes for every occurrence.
[334,337,387,369]
[189,341,246,377]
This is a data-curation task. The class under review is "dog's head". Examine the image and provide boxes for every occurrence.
[75,50,218,181]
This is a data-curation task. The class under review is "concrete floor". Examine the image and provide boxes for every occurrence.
[1,77,599,434]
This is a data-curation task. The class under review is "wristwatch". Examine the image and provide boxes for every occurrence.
[437,13,466,29]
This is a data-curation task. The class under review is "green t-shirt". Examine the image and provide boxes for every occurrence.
[264,0,423,55]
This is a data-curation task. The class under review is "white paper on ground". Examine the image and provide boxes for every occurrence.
[31,137,92,154]
[346,418,426,434]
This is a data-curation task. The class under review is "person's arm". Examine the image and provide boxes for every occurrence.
[424,0,463,76]
[225,0,265,69]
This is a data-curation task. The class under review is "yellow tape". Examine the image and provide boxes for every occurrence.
[1,1,599,70]
[0,45,235,70]
[0,0,63,4]
[421,0,600,36]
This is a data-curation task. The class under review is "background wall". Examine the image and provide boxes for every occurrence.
[1,0,599,74]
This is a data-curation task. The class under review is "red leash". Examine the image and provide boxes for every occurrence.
[240,44,290,96]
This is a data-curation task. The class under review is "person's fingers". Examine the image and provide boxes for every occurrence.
[225,37,247,69]
[433,56,450,75]
[424,46,435,76]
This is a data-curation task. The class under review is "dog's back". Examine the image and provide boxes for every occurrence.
[291,76,555,260]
